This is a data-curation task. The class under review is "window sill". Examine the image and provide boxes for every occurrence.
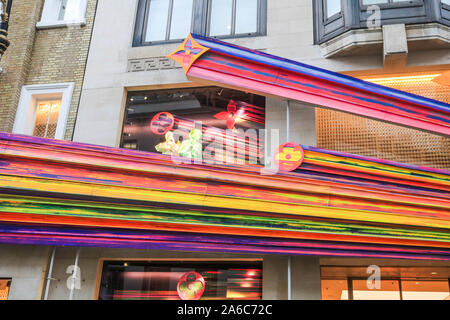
[36,19,86,30]
[133,33,266,47]
[320,22,450,58]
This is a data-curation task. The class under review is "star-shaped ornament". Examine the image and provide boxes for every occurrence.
[167,34,209,73]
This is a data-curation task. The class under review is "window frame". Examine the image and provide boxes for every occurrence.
[359,0,424,10]
[13,83,74,140]
[133,0,267,47]
[141,0,196,45]
[314,0,449,44]
[323,0,343,24]
[442,0,450,10]
[206,0,266,39]
[36,0,88,29]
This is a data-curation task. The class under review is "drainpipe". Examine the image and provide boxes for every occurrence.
[286,101,290,142]
[287,256,292,300]
[286,101,292,300]
[44,247,56,300]
[69,248,81,300]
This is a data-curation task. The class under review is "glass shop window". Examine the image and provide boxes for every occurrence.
[98,260,262,300]
[0,279,11,300]
[321,266,450,300]
[121,87,266,166]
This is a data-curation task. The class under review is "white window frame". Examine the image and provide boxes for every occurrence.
[13,83,74,140]
[36,0,88,29]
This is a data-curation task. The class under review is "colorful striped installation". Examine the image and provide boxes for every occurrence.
[167,34,450,136]
[0,132,449,260]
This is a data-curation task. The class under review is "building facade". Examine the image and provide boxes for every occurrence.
[0,0,449,300]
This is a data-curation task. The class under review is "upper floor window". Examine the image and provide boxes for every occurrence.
[324,0,341,19]
[208,0,259,37]
[13,83,74,140]
[36,0,88,29]
[133,0,267,46]
[314,0,449,44]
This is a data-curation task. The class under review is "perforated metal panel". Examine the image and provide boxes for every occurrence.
[316,73,450,170]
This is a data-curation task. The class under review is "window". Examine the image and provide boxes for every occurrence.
[362,0,417,4]
[208,0,260,37]
[133,0,266,46]
[321,266,450,300]
[144,0,194,42]
[324,0,341,19]
[98,260,262,300]
[0,279,11,300]
[13,83,74,140]
[36,0,88,29]
[314,0,449,45]
[121,87,266,165]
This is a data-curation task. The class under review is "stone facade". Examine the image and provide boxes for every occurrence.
[0,0,97,140]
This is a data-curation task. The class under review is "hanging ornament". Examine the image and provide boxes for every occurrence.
[214,100,246,130]
[177,271,205,300]
[275,142,304,172]
[150,112,174,135]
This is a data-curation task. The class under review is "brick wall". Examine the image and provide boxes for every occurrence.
[0,0,97,140]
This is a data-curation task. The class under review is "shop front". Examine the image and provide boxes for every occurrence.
[0,34,449,300]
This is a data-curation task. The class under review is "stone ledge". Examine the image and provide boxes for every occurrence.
[320,23,450,58]
[36,19,87,30]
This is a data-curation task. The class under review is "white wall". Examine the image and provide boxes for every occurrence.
[0,245,49,300]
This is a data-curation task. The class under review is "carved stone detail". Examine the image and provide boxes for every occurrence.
[127,57,181,72]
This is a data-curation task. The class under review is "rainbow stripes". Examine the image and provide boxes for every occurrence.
[168,34,450,136]
[0,132,449,260]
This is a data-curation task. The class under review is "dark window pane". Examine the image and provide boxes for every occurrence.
[122,87,266,165]
[209,0,233,36]
[98,261,262,300]
[145,0,170,42]
[169,0,194,40]
[235,0,258,34]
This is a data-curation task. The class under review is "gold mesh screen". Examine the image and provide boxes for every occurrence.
[0,279,11,300]
[316,73,450,170]
[33,100,61,139]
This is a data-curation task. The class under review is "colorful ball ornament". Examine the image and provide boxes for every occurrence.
[177,271,206,300]
[150,112,175,135]
[275,142,304,172]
